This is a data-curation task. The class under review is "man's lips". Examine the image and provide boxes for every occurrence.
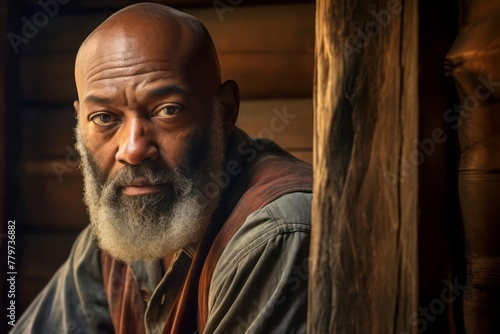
[121,180,169,196]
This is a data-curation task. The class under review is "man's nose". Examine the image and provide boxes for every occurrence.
[115,118,159,165]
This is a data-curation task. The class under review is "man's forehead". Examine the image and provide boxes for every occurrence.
[76,17,196,74]
[74,4,221,101]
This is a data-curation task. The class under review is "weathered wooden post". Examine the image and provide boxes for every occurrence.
[309,0,419,333]
[446,1,500,332]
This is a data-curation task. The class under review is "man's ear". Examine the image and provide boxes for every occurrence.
[73,100,80,116]
[217,80,239,139]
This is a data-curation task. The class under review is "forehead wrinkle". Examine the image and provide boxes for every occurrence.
[75,4,222,101]
[85,64,178,84]
[84,76,186,109]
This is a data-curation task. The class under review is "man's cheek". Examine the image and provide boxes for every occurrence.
[166,128,206,176]
[80,141,115,185]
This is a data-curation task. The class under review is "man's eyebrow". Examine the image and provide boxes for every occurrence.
[82,85,185,104]
[148,85,186,98]
[83,95,112,104]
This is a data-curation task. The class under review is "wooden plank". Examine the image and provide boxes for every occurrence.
[19,53,78,102]
[22,98,313,159]
[309,0,418,333]
[190,4,314,54]
[17,230,82,312]
[21,174,88,229]
[236,98,312,149]
[288,150,311,165]
[220,53,313,98]
[21,12,110,56]
[19,52,313,103]
[20,0,314,10]
[19,0,214,7]
[22,4,314,55]
[21,106,76,159]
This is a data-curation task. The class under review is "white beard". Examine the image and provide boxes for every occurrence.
[75,103,225,263]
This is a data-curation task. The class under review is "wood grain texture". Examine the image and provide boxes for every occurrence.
[17,230,82,312]
[19,0,314,10]
[309,0,418,333]
[19,4,314,101]
[236,99,313,150]
[446,1,500,332]
[21,4,314,55]
[19,53,313,103]
[21,173,88,229]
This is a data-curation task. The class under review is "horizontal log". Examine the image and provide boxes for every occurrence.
[220,53,313,98]
[21,4,314,55]
[236,98,313,149]
[190,4,314,53]
[288,149,311,164]
[21,106,76,160]
[21,98,313,159]
[19,0,314,10]
[19,52,313,103]
[21,174,88,229]
[17,230,82,311]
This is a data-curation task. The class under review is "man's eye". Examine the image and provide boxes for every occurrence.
[157,105,182,118]
[90,113,117,126]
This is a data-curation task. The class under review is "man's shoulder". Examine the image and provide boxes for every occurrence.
[212,191,311,280]
[207,191,311,311]
[244,191,312,236]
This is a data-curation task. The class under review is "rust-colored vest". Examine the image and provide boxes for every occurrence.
[101,131,312,334]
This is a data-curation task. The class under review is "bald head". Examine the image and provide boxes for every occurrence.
[75,3,221,101]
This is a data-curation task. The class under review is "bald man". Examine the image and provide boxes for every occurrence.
[13,3,312,334]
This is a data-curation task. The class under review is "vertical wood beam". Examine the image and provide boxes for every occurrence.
[309,0,418,333]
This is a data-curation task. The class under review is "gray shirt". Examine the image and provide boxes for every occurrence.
[11,192,311,334]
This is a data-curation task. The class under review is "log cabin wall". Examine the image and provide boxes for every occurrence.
[6,0,314,319]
